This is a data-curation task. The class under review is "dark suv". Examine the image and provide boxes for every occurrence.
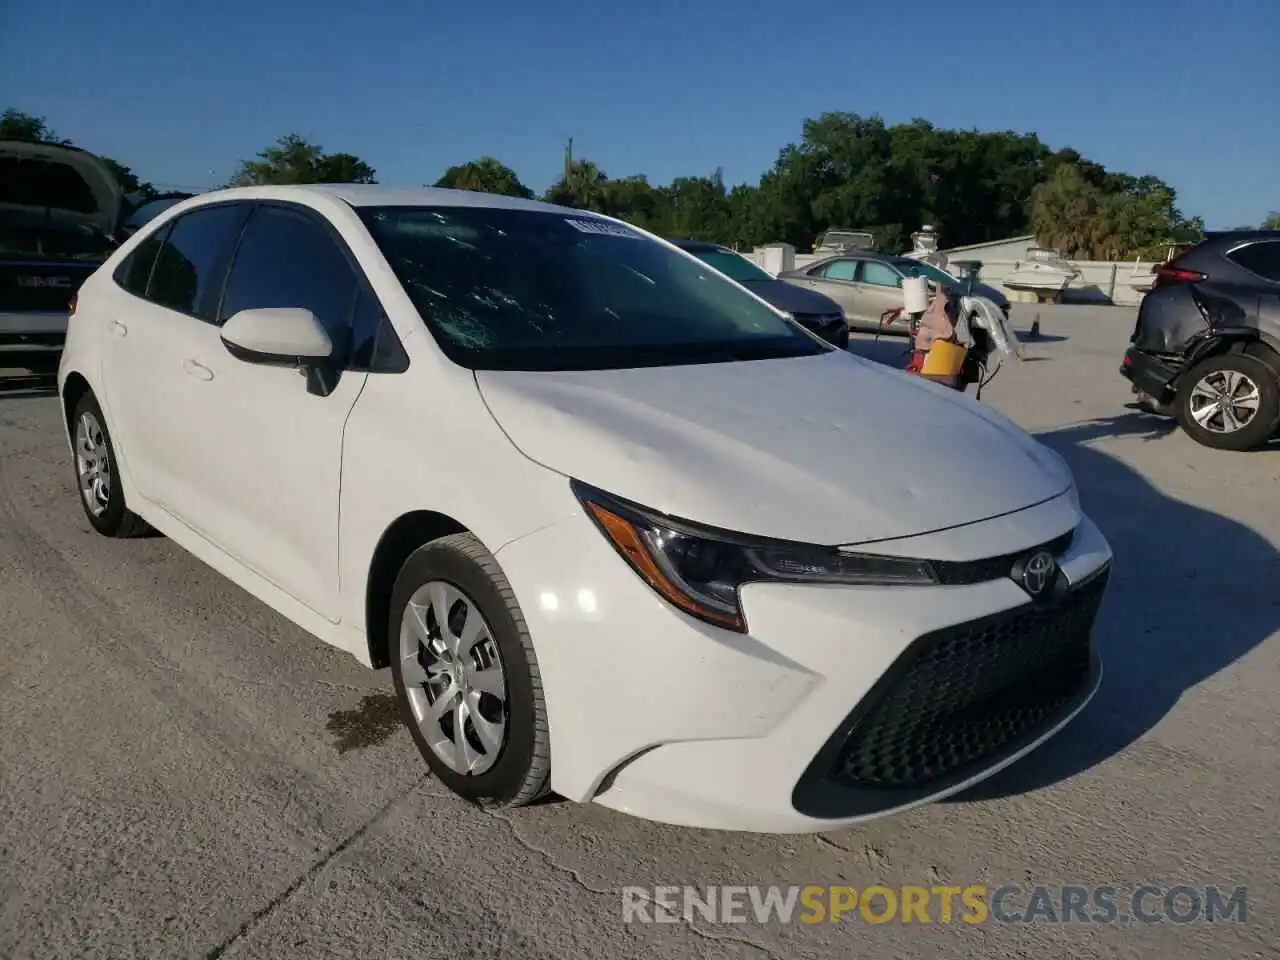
[1121,231,1280,450]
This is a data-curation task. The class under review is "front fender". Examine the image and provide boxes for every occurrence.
[336,365,580,638]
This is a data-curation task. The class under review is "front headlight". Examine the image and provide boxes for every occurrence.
[572,481,937,632]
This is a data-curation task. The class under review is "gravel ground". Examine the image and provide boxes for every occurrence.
[1,304,1276,959]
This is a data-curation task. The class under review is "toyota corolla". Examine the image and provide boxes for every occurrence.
[57,185,1112,833]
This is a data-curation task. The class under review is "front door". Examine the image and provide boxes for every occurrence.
[853,258,908,326]
[164,202,372,621]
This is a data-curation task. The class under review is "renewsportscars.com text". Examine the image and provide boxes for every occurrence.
[622,884,1249,925]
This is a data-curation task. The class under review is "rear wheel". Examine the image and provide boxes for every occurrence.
[1175,353,1279,451]
[71,392,152,537]
[389,533,550,808]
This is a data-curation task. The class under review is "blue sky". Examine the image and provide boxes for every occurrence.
[2,0,1276,229]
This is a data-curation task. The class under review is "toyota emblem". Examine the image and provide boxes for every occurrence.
[1015,550,1057,597]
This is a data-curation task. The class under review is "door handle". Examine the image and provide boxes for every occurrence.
[182,359,214,382]
[110,319,127,337]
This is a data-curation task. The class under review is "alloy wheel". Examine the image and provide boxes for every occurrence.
[75,412,111,517]
[399,580,509,775]
[1188,369,1261,434]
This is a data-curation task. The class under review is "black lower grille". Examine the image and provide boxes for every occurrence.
[837,572,1106,788]
[792,569,1107,818]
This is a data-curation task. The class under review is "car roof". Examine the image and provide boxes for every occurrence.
[1204,230,1280,244]
[184,183,577,215]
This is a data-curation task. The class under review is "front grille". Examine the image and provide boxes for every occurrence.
[931,528,1074,586]
[830,570,1107,790]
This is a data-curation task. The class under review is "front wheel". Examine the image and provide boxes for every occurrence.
[389,533,551,808]
[1175,353,1280,451]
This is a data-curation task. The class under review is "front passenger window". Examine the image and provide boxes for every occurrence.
[859,261,903,288]
[219,205,359,359]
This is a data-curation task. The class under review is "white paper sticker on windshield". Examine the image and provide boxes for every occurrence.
[564,218,640,238]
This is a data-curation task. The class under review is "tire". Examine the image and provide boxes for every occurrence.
[389,532,550,808]
[1175,352,1280,451]
[70,392,152,537]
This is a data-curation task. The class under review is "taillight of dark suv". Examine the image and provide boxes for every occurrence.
[1151,263,1206,289]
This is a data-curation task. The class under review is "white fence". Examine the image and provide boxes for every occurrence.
[742,248,1154,307]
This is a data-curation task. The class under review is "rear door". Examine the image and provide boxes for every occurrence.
[799,258,863,319]
[1226,239,1280,341]
[102,202,253,503]
[97,222,170,474]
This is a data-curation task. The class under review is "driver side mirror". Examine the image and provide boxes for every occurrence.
[220,307,339,397]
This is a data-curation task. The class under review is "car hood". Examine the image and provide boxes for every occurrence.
[476,351,1073,546]
[740,278,842,315]
[0,139,123,236]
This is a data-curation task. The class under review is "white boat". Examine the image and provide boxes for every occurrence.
[1003,247,1079,302]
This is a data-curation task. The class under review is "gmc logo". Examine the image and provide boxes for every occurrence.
[16,275,72,289]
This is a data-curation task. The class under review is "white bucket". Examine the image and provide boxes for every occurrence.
[902,275,930,314]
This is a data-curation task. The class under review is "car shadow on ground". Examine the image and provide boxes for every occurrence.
[948,415,1280,802]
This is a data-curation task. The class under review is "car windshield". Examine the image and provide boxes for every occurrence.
[688,248,774,284]
[359,206,827,371]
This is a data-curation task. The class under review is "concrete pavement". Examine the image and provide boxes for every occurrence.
[1,304,1276,958]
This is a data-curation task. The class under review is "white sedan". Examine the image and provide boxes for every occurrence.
[57,185,1112,833]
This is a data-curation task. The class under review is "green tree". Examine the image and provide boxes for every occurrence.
[543,159,610,211]
[414,110,1209,259]
[99,157,158,200]
[656,169,732,241]
[601,175,663,229]
[435,157,533,198]
[227,134,375,186]
[1261,211,1280,230]
[1032,162,1202,260]
[1031,164,1104,257]
[1,108,71,144]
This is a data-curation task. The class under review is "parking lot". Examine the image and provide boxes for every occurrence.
[1,303,1276,959]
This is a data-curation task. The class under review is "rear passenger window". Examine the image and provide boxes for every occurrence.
[820,260,857,282]
[148,204,250,320]
[114,223,170,297]
[219,205,359,355]
[1228,241,1280,282]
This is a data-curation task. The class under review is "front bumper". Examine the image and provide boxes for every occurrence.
[495,497,1112,833]
[1120,346,1181,403]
